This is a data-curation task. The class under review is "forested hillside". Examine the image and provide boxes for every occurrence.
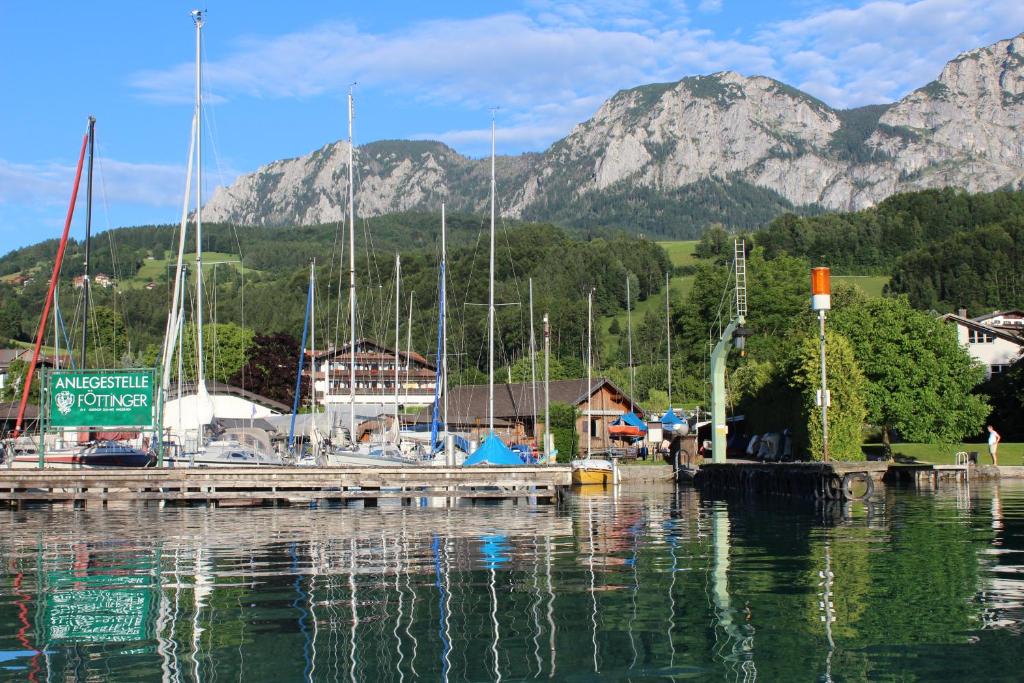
[757,188,1024,311]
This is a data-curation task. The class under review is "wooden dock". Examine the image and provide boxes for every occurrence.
[695,460,890,500]
[0,466,572,506]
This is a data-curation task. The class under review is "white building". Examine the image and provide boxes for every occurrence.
[313,339,437,408]
[941,309,1024,379]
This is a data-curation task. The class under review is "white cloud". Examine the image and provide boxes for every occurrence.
[130,8,773,155]
[0,157,207,209]
[698,0,723,13]
[758,0,1024,107]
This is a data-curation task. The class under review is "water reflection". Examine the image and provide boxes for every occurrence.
[0,483,1022,681]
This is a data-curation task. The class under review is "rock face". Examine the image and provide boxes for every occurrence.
[203,33,1024,232]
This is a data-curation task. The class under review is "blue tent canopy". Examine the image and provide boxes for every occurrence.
[463,433,524,466]
[661,408,684,427]
[613,411,647,431]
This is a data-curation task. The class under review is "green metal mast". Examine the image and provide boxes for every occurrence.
[709,239,748,464]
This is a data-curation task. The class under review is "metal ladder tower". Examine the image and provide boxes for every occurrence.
[709,240,748,464]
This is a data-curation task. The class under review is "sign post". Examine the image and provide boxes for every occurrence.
[811,268,831,462]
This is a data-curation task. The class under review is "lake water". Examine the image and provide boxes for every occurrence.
[0,482,1021,681]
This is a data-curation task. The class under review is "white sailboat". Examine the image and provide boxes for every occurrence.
[571,289,614,485]
[160,11,281,467]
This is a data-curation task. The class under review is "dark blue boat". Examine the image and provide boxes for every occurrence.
[76,441,156,468]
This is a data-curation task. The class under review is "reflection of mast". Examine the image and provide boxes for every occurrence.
[393,535,405,683]
[710,503,756,680]
[348,537,359,683]
[489,560,502,682]
[820,538,836,682]
[588,500,599,673]
[545,535,557,678]
[432,534,452,682]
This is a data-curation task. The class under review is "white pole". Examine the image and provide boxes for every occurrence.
[820,309,829,462]
[310,259,317,452]
[529,279,538,453]
[347,86,357,446]
[587,289,593,460]
[394,253,400,433]
[626,275,634,406]
[193,10,205,391]
[544,313,550,463]
[488,113,496,434]
[441,204,448,434]
[405,290,414,407]
[665,271,672,408]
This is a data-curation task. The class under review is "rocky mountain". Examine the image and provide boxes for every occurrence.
[203,33,1024,237]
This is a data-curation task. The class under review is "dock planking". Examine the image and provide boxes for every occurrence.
[0,466,572,505]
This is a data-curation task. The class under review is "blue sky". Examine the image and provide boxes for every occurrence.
[1,0,1021,250]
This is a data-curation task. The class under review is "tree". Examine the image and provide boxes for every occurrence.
[86,305,128,368]
[980,356,1024,441]
[790,331,867,461]
[830,296,990,448]
[549,402,578,463]
[695,223,731,261]
[229,332,302,405]
[178,322,255,385]
[0,358,35,403]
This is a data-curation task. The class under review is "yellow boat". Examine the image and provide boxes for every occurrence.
[571,458,614,486]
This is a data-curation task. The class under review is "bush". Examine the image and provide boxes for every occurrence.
[549,402,578,463]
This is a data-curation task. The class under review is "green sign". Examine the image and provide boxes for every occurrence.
[44,570,153,643]
[47,369,155,428]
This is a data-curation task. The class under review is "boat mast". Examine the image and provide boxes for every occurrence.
[347,85,357,446]
[626,274,634,407]
[311,258,317,422]
[405,290,413,406]
[441,204,448,434]
[394,253,400,433]
[543,313,550,462]
[192,9,206,395]
[488,112,496,433]
[665,271,672,408]
[529,278,538,453]
[80,116,95,368]
[587,288,593,460]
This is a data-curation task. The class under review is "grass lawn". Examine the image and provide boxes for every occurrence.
[656,240,699,268]
[832,275,889,298]
[862,442,1024,466]
[128,251,253,289]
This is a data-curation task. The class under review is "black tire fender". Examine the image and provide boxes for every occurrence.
[842,472,875,500]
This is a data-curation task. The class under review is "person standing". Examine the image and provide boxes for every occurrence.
[988,425,1001,466]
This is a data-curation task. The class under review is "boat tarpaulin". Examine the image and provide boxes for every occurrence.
[613,411,647,431]
[661,408,684,427]
[463,433,523,466]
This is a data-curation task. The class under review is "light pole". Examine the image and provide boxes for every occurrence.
[811,267,831,462]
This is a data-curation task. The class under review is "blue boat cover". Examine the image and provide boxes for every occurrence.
[661,408,684,427]
[463,433,524,466]
[613,411,648,431]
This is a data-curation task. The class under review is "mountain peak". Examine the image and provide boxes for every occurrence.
[203,34,1024,236]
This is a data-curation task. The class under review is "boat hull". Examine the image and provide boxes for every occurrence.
[572,467,612,486]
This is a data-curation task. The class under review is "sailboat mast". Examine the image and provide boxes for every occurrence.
[529,279,538,452]
[347,86,356,446]
[394,253,400,431]
[80,116,95,367]
[193,9,206,389]
[488,113,496,433]
[543,313,550,462]
[441,204,448,433]
[311,259,317,419]
[626,275,634,406]
[665,271,672,407]
[405,290,413,406]
[587,288,593,459]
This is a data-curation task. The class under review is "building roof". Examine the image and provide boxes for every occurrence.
[940,313,1024,347]
[317,338,435,371]
[0,348,71,370]
[167,380,291,414]
[0,401,39,422]
[419,377,640,425]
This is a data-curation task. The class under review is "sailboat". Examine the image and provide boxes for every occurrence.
[571,289,615,485]
[463,114,521,467]
[159,11,281,467]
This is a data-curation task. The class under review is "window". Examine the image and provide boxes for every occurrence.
[991,364,1008,375]
[968,329,994,344]
[590,417,600,438]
